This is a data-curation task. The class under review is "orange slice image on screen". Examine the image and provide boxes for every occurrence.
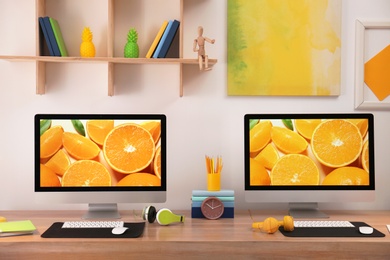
[141,121,161,144]
[40,164,61,187]
[346,119,368,138]
[62,132,101,160]
[62,160,111,186]
[45,149,70,176]
[153,146,161,179]
[117,173,161,186]
[254,143,279,170]
[271,154,319,185]
[322,167,369,185]
[361,140,369,173]
[250,120,272,157]
[271,126,308,154]
[311,119,362,168]
[294,119,322,140]
[86,120,114,146]
[103,123,155,174]
[40,125,64,159]
[249,158,271,185]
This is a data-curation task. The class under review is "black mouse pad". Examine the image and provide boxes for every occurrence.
[41,222,145,238]
[279,222,385,237]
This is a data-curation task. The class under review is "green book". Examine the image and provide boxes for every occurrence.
[49,18,68,56]
[0,220,36,237]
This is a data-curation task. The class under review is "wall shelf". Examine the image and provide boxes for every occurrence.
[0,0,217,97]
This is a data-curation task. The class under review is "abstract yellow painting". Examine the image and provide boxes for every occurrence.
[228,0,341,96]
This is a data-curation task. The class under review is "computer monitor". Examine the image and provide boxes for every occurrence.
[244,113,375,218]
[35,114,166,219]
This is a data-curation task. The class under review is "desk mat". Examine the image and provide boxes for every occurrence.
[280,222,385,237]
[41,222,145,238]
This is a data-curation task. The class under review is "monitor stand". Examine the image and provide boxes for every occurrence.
[288,203,329,219]
[82,203,121,219]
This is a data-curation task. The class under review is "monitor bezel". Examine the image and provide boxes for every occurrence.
[244,113,375,191]
[35,113,167,193]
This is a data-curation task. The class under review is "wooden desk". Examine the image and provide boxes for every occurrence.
[1,210,390,259]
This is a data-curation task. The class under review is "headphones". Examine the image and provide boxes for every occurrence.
[252,216,294,234]
[142,206,185,226]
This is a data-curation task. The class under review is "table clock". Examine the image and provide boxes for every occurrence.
[201,197,224,220]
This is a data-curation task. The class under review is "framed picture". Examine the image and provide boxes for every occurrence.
[355,20,390,110]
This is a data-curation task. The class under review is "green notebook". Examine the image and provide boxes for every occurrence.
[0,220,36,237]
[49,17,68,56]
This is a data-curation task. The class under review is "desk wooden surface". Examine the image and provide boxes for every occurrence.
[1,210,390,259]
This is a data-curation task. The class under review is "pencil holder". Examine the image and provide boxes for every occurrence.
[207,173,221,191]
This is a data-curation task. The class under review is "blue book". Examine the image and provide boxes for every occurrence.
[191,207,234,218]
[39,17,54,56]
[157,20,180,58]
[153,20,173,58]
[192,201,235,208]
[192,189,235,197]
[43,16,61,56]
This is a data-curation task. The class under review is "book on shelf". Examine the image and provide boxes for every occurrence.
[156,20,180,58]
[49,17,68,57]
[0,220,36,237]
[39,17,55,56]
[145,20,169,58]
[191,196,235,202]
[42,16,61,56]
[192,189,235,197]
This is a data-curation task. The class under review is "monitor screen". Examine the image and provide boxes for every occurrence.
[35,114,166,218]
[244,113,375,218]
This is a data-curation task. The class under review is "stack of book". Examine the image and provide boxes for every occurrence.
[191,189,235,218]
[0,220,36,237]
[146,20,180,59]
[38,16,68,57]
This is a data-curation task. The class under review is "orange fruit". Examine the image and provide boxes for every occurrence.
[86,120,114,146]
[254,143,279,170]
[40,164,61,187]
[250,158,271,185]
[361,140,369,173]
[45,149,70,176]
[153,146,161,179]
[40,125,64,159]
[141,121,161,144]
[250,120,272,157]
[311,119,362,168]
[346,119,368,138]
[271,154,319,185]
[62,160,111,186]
[271,126,308,154]
[117,173,161,186]
[62,132,101,160]
[295,119,322,140]
[322,167,369,185]
[103,123,155,174]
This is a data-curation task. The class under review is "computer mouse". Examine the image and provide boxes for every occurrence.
[112,226,128,235]
[359,226,373,235]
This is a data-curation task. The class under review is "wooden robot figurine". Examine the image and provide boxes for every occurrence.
[193,26,215,71]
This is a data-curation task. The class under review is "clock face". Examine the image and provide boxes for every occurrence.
[201,197,224,220]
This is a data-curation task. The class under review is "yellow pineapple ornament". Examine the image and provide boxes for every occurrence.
[80,27,96,57]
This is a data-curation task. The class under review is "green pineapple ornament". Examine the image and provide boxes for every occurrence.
[80,27,96,57]
[124,28,139,58]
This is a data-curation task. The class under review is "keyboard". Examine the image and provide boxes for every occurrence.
[62,221,124,229]
[294,220,355,228]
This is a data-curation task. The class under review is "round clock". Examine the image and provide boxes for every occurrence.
[201,197,224,220]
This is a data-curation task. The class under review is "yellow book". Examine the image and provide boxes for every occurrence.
[146,21,169,58]
[0,220,36,237]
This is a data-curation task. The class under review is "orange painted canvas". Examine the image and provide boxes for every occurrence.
[227,0,341,96]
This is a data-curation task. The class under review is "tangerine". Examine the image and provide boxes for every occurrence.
[40,164,61,187]
[45,149,70,176]
[62,132,101,160]
[153,146,161,179]
[322,167,369,185]
[141,121,161,144]
[250,120,272,157]
[361,140,369,173]
[40,125,64,159]
[294,119,322,140]
[62,160,111,186]
[271,126,308,154]
[254,143,279,170]
[103,123,155,174]
[117,173,161,186]
[311,119,362,167]
[271,154,319,185]
[86,120,114,146]
[250,158,271,185]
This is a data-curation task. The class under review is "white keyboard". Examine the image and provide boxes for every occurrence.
[62,221,124,228]
[294,220,355,228]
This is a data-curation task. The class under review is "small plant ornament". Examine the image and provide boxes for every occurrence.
[124,28,139,58]
[80,27,96,57]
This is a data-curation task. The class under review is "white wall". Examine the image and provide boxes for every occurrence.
[1,0,389,212]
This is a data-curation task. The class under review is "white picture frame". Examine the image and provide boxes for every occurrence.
[355,20,390,110]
